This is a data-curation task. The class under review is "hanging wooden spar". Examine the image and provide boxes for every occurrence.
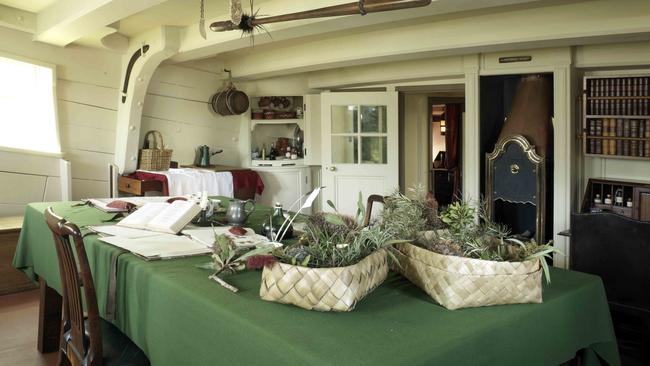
[210,0,432,34]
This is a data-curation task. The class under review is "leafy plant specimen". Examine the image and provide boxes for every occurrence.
[437,200,561,283]
[382,185,441,240]
[201,233,274,292]
[382,187,561,283]
[277,194,402,268]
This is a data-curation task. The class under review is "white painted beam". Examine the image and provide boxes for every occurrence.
[0,4,36,33]
[214,0,650,79]
[34,0,168,47]
[114,26,181,174]
[170,0,545,63]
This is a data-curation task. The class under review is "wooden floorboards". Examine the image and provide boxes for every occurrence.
[0,290,57,366]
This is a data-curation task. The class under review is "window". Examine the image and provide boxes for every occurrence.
[0,55,60,154]
[330,105,387,164]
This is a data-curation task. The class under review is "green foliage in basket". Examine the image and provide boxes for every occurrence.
[381,185,443,240]
[437,200,561,283]
[276,194,402,268]
[381,187,561,283]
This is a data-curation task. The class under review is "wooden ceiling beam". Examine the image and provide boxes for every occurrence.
[0,4,36,34]
[34,0,169,47]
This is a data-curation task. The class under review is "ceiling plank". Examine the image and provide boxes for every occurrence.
[34,0,170,46]
[217,0,650,80]
[0,4,36,33]
[170,0,547,63]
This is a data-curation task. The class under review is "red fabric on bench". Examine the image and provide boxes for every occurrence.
[128,169,264,199]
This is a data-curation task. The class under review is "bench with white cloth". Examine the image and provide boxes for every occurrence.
[137,168,234,197]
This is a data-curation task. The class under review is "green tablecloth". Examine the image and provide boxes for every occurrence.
[13,201,620,366]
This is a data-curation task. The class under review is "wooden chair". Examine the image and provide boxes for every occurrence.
[44,207,150,366]
[363,195,385,227]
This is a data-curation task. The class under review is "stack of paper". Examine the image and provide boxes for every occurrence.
[99,234,211,260]
[88,225,160,238]
[182,226,273,249]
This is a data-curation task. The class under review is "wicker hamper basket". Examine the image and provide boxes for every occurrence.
[395,241,543,310]
[260,249,388,312]
[138,130,172,171]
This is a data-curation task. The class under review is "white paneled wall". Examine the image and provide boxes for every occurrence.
[141,65,245,166]
[403,94,430,191]
[0,26,121,215]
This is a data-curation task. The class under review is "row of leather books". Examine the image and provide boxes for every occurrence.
[586,118,650,157]
[587,77,650,116]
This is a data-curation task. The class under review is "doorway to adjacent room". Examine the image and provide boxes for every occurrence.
[399,84,465,208]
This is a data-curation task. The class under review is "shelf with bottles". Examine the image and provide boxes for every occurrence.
[250,121,304,167]
[581,178,637,218]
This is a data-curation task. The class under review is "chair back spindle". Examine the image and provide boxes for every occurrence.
[45,207,103,366]
[363,195,385,227]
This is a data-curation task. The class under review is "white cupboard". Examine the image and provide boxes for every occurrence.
[253,166,313,214]
[303,94,321,166]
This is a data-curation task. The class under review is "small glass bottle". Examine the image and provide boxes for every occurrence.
[614,189,624,206]
[604,194,612,205]
[627,198,633,208]
[594,194,602,204]
[269,143,277,160]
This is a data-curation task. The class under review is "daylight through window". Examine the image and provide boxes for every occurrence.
[0,55,60,154]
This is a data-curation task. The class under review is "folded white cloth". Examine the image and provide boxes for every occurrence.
[138,168,234,198]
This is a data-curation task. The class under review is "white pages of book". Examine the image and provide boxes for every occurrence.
[88,225,161,239]
[99,234,210,260]
[117,200,201,234]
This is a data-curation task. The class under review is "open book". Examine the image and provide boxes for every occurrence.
[117,200,201,234]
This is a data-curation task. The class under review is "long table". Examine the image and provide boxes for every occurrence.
[13,201,620,366]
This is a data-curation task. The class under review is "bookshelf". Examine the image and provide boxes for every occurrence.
[582,75,650,160]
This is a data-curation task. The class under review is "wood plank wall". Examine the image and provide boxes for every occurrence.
[141,64,245,166]
[0,26,121,215]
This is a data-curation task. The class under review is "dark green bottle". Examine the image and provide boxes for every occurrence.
[261,203,293,240]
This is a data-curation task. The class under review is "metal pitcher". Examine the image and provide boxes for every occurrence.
[195,145,224,167]
[226,199,255,226]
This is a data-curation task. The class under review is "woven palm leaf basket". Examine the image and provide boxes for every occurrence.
[259,249,388,312]
[394,240,543,310]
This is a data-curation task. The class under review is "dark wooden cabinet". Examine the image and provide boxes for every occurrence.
[571,213,650,365]
[634,187,650,221]
[581,178,650,222]
[430,168,454,207]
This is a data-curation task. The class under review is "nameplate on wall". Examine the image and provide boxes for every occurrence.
[498,56,533,64]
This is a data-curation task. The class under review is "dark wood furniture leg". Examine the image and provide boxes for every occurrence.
[37,277,61,353]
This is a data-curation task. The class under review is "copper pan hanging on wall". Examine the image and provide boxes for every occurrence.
[211,69,249,116]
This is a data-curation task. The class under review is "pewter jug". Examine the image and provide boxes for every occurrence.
[226,199,255,226]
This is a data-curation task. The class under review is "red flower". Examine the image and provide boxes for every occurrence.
[246,255,276,269]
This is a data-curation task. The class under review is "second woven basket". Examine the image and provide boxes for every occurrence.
[395,242,543,310]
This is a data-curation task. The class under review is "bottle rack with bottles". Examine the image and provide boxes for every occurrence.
[583,75,650,160]
[580,178,650,221]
